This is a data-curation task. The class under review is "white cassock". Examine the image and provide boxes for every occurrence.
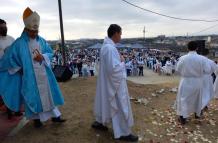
[165,61,173,75]
[28,39,61,122]
[0,35,15,58]
[213,64,218,99]
[94,37,134,139]
[176,51,210,118]
[0,36,21,75]
[202,58,216,109]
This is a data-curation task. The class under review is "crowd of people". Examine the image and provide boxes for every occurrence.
[121,50,179,77]
[52,47,180,78]
[53,49,98,77]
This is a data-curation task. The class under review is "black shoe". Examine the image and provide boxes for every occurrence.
[178,116,186,125]
[7,113,12,120]
[52,116,66,123]
[91,121,108,131]
[7,108,12,120]
[203,106,208,111]
[14,112,23,116]
[195,112,203,119]
[117,134,138,142]
[34,119,43,128]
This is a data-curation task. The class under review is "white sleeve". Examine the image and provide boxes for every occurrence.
[203,58,212,74]
[8,67,21,75]
[119,62,127,79]
[214,65,218,76]
[42,54,51,67]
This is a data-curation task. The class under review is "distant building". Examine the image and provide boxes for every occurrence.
[157,35,166,41]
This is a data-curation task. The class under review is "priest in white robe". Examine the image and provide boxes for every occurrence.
[0,18,23,119]
[176,41,210,125]
[92,24,138,142]
[213,63,218,99]
[201,49,216,111]
[0,20,14,58]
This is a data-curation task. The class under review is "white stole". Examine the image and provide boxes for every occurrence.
[28,39,54,112]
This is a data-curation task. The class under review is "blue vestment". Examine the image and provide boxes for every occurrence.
[0,71,22,111]
[0,32,64,118]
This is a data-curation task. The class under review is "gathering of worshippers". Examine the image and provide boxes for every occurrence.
[0,6,218,143]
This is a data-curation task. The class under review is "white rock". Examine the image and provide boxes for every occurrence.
[158,89,165,93]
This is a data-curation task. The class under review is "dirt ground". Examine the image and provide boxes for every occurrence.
[127,68,180,85]
[2,76,218,143]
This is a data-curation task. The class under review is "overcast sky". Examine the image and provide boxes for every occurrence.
[1,0,218,40]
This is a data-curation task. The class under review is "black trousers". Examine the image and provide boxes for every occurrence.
[78,67,82,77]
[139,67,144,76]
[126,69,131,76]
[90,70,94,76]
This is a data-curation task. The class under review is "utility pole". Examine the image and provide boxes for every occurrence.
[143,26,148,50]
[143,26,145,44]
[58,0,66,65]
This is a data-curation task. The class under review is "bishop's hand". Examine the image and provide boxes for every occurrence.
[34,53,44,62]
[33,49,44,62]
